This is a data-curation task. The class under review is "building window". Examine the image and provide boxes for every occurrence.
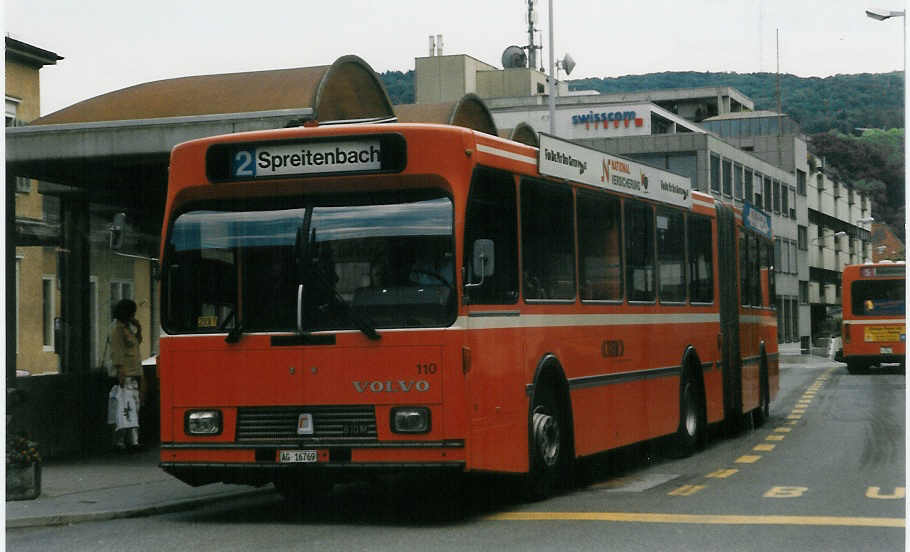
[772,180,781,214]
[42,276,55,351]
[764,176,772,212]
[799,281,809,304]
[781,184,789,215]
[734,163,743,200]
[110,280,134,319]
[797,170,807,196]
[722,159,732,197]
[798,226,808,250]
[744,170,753,204]
[710,154,721,193]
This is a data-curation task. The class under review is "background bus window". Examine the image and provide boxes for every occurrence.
[740,234,749,306]
[521,179,575,301]
[749,234,761,307]
[463,168,518,305]
[624,200,655,302]
[686,214,713,303]
[760,240,774,307]
[578,191,622,301]
[852,279,905,316]
[657,208,686,303]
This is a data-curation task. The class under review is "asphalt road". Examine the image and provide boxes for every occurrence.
[8,360,905,552]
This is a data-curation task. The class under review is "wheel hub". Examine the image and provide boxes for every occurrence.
[532,410,560,467]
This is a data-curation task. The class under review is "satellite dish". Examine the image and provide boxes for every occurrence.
[502,45,528,69]
[560,53,576,76]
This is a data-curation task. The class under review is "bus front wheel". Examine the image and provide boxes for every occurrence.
[525,385,569,500]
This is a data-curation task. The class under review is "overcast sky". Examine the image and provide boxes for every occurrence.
[6,0,908,116]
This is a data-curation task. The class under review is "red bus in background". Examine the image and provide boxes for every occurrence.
[157,123,777,500]
[841,262,906,374]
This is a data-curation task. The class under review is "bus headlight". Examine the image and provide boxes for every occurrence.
[185,410,222,435]
[391,407,431,434]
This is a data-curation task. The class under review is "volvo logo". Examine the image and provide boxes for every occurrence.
[352,380,430,393]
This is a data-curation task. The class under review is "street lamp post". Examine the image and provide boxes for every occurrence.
[866,8,906,71]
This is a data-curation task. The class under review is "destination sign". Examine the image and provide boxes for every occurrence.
[232,140,381,178]
[538,133,692,209]
[205,134,407,182]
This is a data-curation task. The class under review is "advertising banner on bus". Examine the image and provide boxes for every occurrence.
[538,133,692,209]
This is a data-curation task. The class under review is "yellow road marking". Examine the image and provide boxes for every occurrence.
[774,427,792,433]
[706,469,738,479]
[787,414,802,420]
[485,512,904,528]
[792,408,806,414]
[753,444,776,452]
[668,485,705,496]
[735,455,761,463]
[766,434,785,441]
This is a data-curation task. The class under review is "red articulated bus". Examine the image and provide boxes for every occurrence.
[841,262,906,374]
[157,122,778,499]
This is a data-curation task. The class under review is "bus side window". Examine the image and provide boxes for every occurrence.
[657,207,686,303]
[463,167,518,305]
[578,190,622,301]
[739,234,749,306]
[521,178,576,301]
[686,214,713,303]
[624,199,655,302]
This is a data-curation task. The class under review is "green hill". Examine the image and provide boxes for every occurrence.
[379,70,904,135]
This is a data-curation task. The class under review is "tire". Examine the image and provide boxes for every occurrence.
[274,473,334,504]
[524,384,569,500]
[666,378,703,458]
[752,363,770,427]
[846,360,867,375]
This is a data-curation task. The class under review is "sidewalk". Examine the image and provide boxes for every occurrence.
[6,446,269,529]
[779,341,845,367]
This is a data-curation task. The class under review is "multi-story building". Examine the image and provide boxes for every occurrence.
[6,37,64,376]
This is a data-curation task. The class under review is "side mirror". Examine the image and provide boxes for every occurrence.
[466,239,494,288]
[473,239,495,278]
[110,212,126,250]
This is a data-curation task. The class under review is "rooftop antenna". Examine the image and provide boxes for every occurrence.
[524,0,542,70]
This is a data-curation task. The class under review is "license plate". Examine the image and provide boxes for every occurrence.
[278,450,318,463]
[881,347,893,354]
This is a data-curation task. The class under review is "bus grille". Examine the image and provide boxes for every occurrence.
[235,405,377,442]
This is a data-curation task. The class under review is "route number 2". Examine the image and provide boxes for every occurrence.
[233,149,256,177]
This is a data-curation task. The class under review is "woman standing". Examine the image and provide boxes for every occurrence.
[110,299,144,450]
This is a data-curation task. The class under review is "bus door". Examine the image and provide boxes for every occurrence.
[715,203,743,427]
[461,167,524,473]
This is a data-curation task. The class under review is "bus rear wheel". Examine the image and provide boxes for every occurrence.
[666,379,703,458]
[524,385,569,500]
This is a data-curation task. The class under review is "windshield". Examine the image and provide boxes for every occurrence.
[163,190,456,334]
[851,279,905,316]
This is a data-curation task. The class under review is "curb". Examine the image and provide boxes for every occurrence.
[6,488,272,529]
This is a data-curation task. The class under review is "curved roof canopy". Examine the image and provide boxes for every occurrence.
[508,122,539,147]
[33,54,393,125]
[394,93,497,135]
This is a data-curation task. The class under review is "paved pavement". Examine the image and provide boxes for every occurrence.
[6,341,837,529]
[5,445,269,529]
